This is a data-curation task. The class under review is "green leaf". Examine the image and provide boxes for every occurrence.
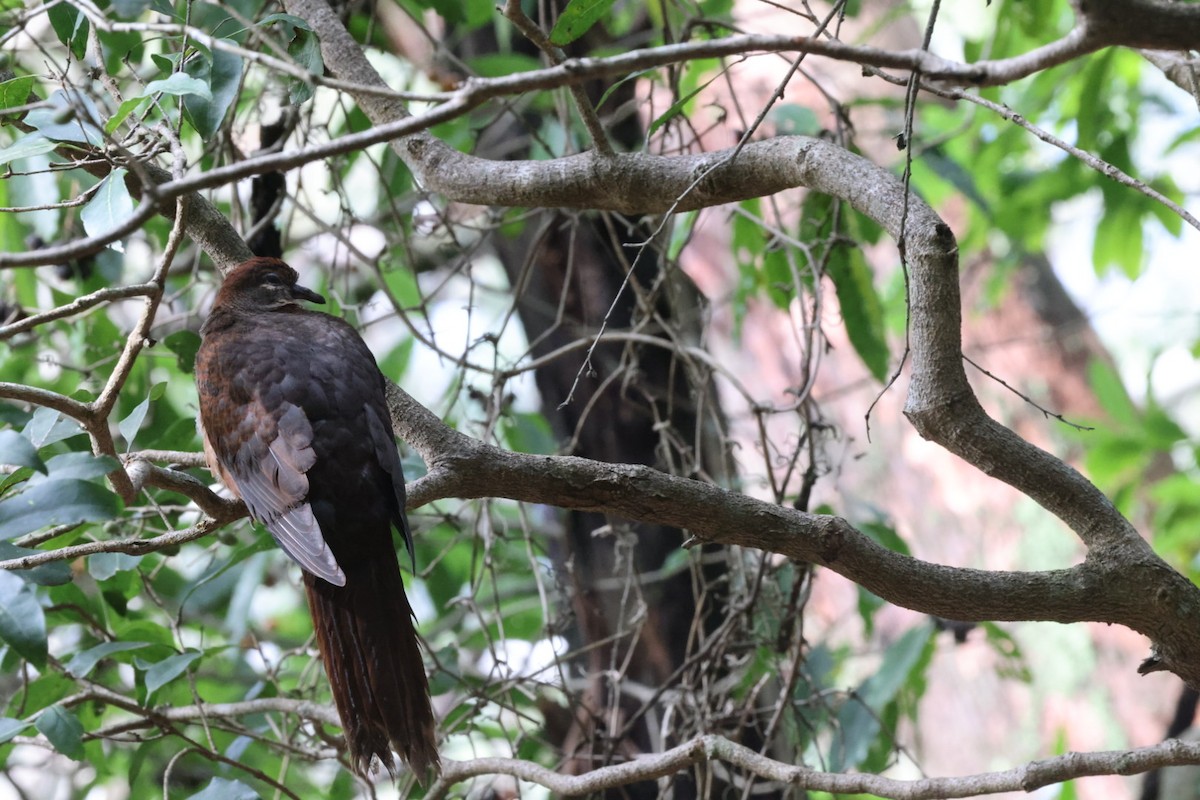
[23,407,84,448]
[25,91,104,145]
[80,169,136,253]
[113,619,176,649]
[188,777,261,800]
[467,53,543,79]
[425,0,493,26]
[0,570,47,667]
[0,478,120,539]
[38,453,120,483]
[0,543,71,586]
[288,29,323,104]
[1092,201,1143,278]
[859,520,911,556]
[980,622,1032,681]
[500,412,556,455]
[163,330,203,374]
[1143,404,1187,449]
[0,134,58,166]
[770,104,820,136]
[35,705,84,760]
[827,243,890,382]
[46,3,89,60]
[142,72,212,102]
[0,429,47,474]
[111,0,153,18]
[647,71,721,140]
[142,650,202,697]
[258,12,313,30]
[856,585,884,637]
[832,624,933,770]
[1087,360,1138,427]
[667,210,698,261]
[260,14,323,104]
[923,147,992,214]
[0,76,35,113]
[65,641,151,679]
[0,717,29,744]
[550,0,617,46]
[118,395,151,447]
[106,96,151,136]
[88,551,141,581]
[97,29,145,75]
[183,45,242,140]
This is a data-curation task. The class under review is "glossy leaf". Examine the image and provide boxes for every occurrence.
[65,641,152,679]
[827,239,890,382]
[24,91,105,146]
[550,0,617,45]
[831,624,934,771]
[0,478,120,539]
[118,394,152,447]
[183,45,242,140]
[0,134,57,166]
[23,408,84,448]
[0,429,46,474]
[142,650,202,697]
[142,72,212,101]
[35,453,120,483]
[0,542,71,586]
[46,3,88,59]
[110,0,153,19]
[35,705,85,760]
[80,169,136,253]
[0,570,47,667]
[0,717,29,744]
[0,76,35,113]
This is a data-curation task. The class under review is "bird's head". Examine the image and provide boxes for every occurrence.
[213,257,326,314]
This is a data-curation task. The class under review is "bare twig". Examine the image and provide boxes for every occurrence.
[0,283,161,340]
[0,517,228,571]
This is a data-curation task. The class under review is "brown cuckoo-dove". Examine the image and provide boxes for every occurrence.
[195,257,438,778]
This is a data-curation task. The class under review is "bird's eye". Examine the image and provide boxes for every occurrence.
[263,273,284,287]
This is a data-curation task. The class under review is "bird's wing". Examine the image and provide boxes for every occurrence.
[212,399,346,587]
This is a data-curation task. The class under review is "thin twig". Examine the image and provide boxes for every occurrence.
[964,355,1095,431]
[501,0,614,155]
[0,517,226,571]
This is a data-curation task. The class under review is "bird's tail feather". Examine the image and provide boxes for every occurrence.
[303,560,439,779]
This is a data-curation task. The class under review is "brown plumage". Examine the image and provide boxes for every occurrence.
[195,257,439,778]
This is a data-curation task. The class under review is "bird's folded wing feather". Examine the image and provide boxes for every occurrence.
[221,401,346,586]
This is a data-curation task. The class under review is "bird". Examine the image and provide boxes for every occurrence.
[194,256,439,778]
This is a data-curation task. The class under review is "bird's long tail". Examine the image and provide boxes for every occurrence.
[303,559,439,779]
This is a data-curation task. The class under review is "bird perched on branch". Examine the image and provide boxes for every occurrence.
[195,257,438,778]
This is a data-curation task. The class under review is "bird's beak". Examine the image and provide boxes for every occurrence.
[292,284,326,305]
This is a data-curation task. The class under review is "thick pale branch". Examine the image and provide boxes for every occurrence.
[431,734,1200,799]
[390,382,1200,688]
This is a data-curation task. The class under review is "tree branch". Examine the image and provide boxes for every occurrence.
[0,517,227,571]
[429,734,1200,799]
